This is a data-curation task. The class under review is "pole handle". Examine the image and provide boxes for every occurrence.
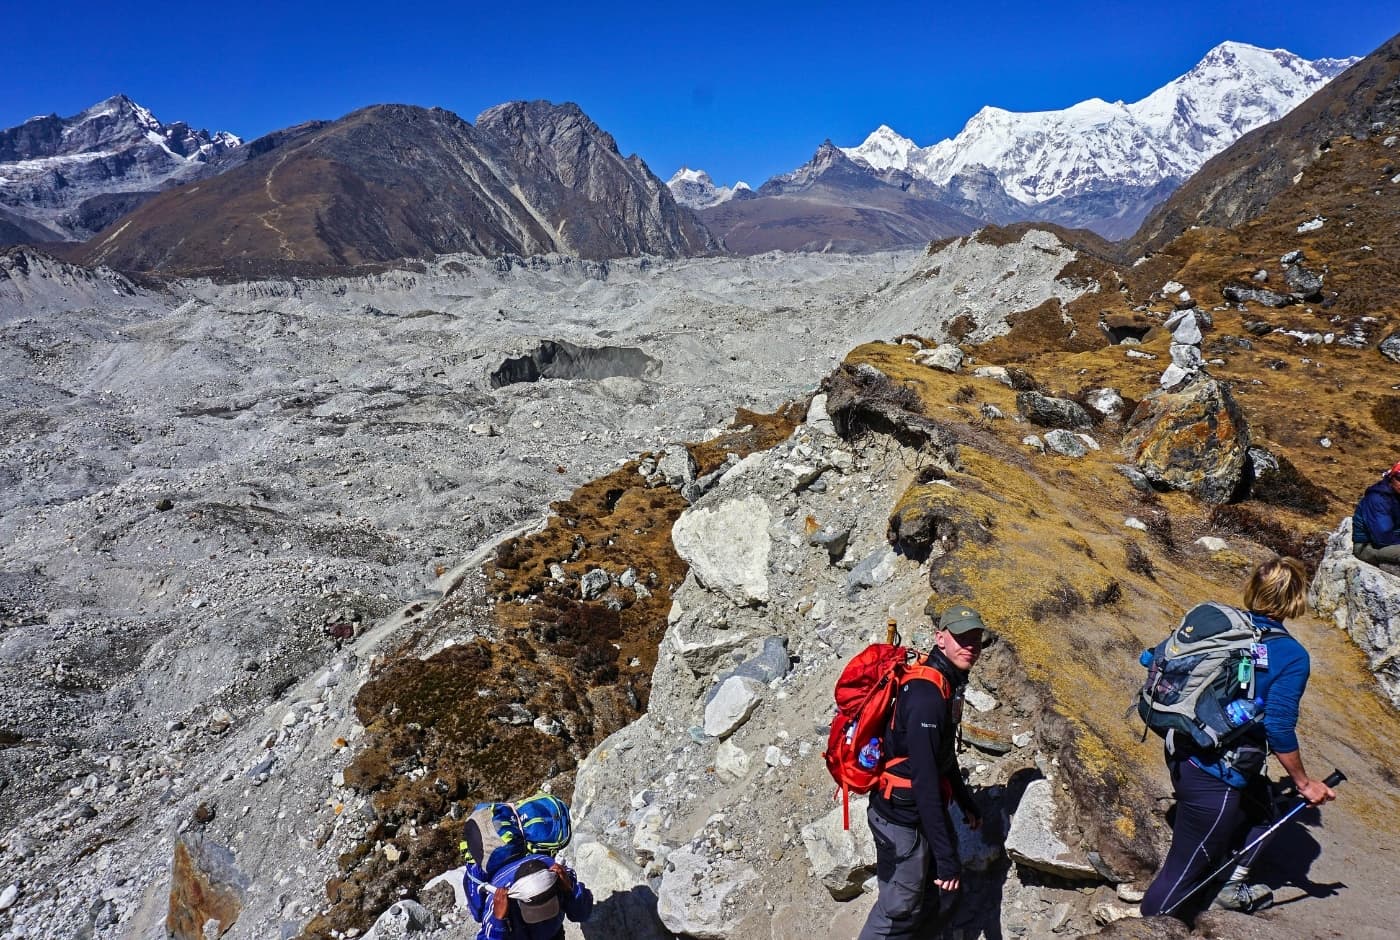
[885,618,898,646]
[1323,768,1346,788]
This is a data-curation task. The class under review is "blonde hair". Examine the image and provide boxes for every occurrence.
[1242,557,1308,620]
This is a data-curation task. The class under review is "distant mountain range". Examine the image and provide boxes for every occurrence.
[79,101,711,278]
[676,42,1357,248]
[0,39,1369,272]
[0,95,241,244]
[665,168,751,209]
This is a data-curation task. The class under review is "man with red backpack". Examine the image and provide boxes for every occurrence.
[858,606,988,940]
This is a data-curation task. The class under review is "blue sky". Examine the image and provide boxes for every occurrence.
[4,2,1397,186]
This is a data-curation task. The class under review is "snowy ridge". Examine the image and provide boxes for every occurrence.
[666,166,750,208]
[842,41,1357,205]
[0,95,241,242]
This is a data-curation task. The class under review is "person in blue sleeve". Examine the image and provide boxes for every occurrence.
[858,605,988,940]
[1140,558,1336,920]
[465,855,593,940]
[1352,460,1400,566]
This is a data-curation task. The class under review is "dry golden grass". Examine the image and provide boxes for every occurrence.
[843,165,1400,863]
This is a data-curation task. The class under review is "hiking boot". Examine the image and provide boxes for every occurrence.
[1211,880,1273,913]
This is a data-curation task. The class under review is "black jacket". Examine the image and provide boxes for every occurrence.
[869,649,975,878]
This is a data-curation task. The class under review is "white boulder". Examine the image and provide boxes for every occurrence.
[672,496,772,606]
[656,845,759,939]
[800,799,877,900]
[1309,518,1400,706]
[1005,779,1099,880]
[703,676,765,738]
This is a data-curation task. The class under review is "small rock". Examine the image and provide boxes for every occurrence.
[1124,517,1148,531]
[580,568,611,600]
[1016,391,1091,430]
[155,498,174,512]
[1043,429,1089,458]
[207,709,232,735]
[915,344,964,373]
[703,676,764,739]
[1022,435,1045,454]
[1379,332,1400,364]
[715,739,751,782]
[1116,883,1147,903]
[1084,388,1123,419]
[845,548,898,594]
[1093,902,1141,925]
[1195,536,1228,552]
[964,688,999,713]
[0,884,17,911]
[972,365,1012,386]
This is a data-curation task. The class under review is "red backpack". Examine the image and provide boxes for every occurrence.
[823,638,950,829]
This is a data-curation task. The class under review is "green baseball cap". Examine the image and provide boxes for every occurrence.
[938,605,988,638]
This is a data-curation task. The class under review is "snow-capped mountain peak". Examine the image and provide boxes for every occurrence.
[667,166,749,209]
[836,41,1358,209]
[0,96,242,242]
[845,124,919,172]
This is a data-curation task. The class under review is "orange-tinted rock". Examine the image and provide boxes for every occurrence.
[167,836,245,939]
[1121,375,1249,504]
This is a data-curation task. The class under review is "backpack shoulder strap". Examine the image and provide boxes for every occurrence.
[901,661,952,698]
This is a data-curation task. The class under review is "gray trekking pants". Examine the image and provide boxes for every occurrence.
[858,806,957,940]
[1354,542,1400,565]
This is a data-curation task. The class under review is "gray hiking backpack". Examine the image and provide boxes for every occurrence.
[1136,602,1264,753]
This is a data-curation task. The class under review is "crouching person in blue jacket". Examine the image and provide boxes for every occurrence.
[1352,460,1400,566]
[466,855,593,940]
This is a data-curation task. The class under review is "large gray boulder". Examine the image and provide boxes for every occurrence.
[656,845,759,939]
[800,799,877,900]
[564,838,670,940]
[1016,391,1092,430]
[363,900,438,939]
[703,675,765,738]
[1380,332,1400,364]
[672,496,772,606]
[1005,779,1100,880]
[1309,519,1400,706]
[1121,374,1249,504]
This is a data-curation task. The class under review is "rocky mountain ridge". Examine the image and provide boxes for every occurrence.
[695,41,1358,251]
[666,169,750,209]
[838,42,1357,239]
[0,95,240,244]
[75,100,712,278]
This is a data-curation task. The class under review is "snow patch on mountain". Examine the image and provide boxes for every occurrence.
[667,167,750,208]
[842,41,1357,206]
[0,95,241,242]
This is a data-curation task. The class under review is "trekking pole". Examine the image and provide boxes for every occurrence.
[1160,768,1346,917]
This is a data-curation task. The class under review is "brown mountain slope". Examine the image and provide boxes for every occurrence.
[81,102,711,279]
[699,142,982,253]
[1131,30,1400,255]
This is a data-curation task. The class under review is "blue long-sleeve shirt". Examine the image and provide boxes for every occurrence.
[1353,478,1400,548]
[1192,612,1308,787]
[465,858,593,940]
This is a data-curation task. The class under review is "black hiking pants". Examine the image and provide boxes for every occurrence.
[1141,758,1275,920]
